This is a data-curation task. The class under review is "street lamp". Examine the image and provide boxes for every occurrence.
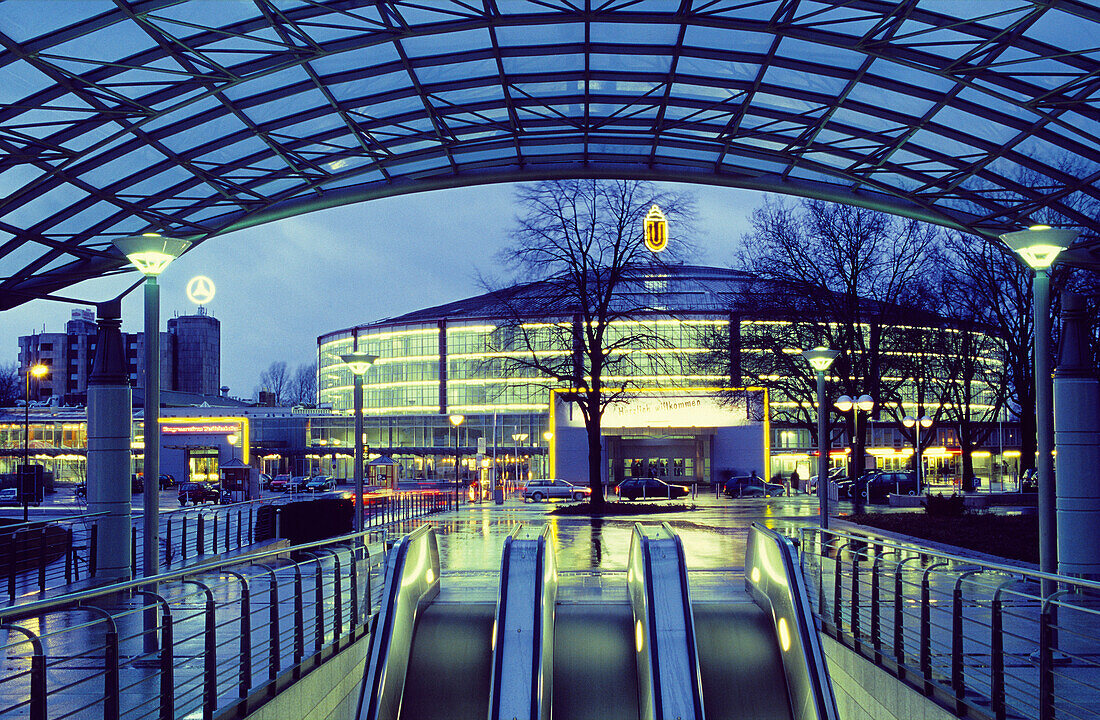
[22,363,48,521]
[1000,225,1076,583]
[449,413,465,507]
[112,232,190,583]
[340,351,378,531]
[543,430,553,479]
[902,415,933,494]
[802,347,838,528]
[836,393,874,503]
[511,433,529,491]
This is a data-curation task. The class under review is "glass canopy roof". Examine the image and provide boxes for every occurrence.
[2,0,1100,309]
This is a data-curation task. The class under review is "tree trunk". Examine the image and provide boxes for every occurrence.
[959,418,976,492]
[586,419,605,506]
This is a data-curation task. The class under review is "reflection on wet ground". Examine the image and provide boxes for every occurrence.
[419,493,828,574]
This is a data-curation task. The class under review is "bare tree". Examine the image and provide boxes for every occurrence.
[288,362,318,406]
[0,364,19,407]
[736,199,942,488]
[485,179,695,505]
[258,361,289,405]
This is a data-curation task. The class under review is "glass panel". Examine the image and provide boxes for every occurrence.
[495,22,584,47]
[400,28,493,58]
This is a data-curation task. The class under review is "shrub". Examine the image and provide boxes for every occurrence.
[922,492,966,517]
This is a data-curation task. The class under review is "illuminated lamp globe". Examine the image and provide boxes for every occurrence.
[1000,226,1077,270]
[802,347,839,372]
[856,394,874,412]
[449,414,465,427]
[835,395,854,412]
[112,233,192,276]
[340,352,378,376]
[30,363,48,379]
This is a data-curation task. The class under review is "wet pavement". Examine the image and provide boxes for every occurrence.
[424,491,828,574]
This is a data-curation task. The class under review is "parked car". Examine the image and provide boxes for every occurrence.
[287,476,310,492]
[0,488,18,506]
[860,471,919,502]
[723,475,784,498]
[259,473,272,490]
[177,482,227,505]
[616,478,689,500]
[305,476,335,492]
[158,473,176,490]
[131,474,143,493]
[809,467,846,493]
[522,478,590,502]
[269,474,292,492]
[74,482,86,499]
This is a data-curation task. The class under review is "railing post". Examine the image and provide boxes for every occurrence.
[350,544,361,627]
[236,510,242,549]
[197,514,205,556]
[165,517,172,565]
[37,527,47,594]
[248,505,254,543]
[871,554,882,659]
[850,543,861,647]
[991,582,1013,720]
[919,562,948,694]
[951,570,981,712]
[833,542,846,631]
[2,624,46,720]
[213,513,219,553]
[254,563,282,681]
[1039,592,1067,720]
[293,564,305,666]
[89,524,97,576]
[131,526,137,575]
[181,517,188,562]
[105,619,120,720]
[160,610,174,720]
[223,571,252,698]
[65,528,74,583]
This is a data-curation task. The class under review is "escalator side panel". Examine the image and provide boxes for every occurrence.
[553,604,639,720]
[399,603,496,720]
[694,603,795,720]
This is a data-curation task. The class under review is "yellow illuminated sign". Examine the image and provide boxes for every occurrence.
[643,204,668,253]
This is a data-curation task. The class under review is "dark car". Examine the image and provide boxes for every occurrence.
[178,482,226,505]
[259,473,272,490]
[724,475,785,498]
[0,488,19,506]
[1020,468,1038,493]
[616,478,689,500]
[809,467,846,494]
[131,474,143,493]
[305,476,335,492]
[860,471,919,502]
[158,473,176,490]
[269,474,291,492]
[287,476,310,493]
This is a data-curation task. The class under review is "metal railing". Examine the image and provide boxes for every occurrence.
[0,523,419,720]
[1,489,455,608]
[0,512,105,604]
[799,527,1100,720]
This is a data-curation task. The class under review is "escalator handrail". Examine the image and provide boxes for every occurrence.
[629,523,705,720]
[488,524,555,720]
[356,524,440,720]
[746,523,840,720]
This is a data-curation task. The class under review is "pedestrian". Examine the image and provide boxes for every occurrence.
[790,469,800,494]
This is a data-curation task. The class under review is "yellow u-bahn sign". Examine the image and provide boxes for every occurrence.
[643,204,668,253]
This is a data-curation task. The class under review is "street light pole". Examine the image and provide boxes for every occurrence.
[112,233,190,585]
[836,393,874,508]
[340,352,378,532]
[450,414,464,508]
[803,347,838,529]
[1001,225,1076,586]
[903,415,932,494]
[22,363,48,522]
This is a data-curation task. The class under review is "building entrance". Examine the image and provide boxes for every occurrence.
[188,448,219,483]
[608,435,709,485]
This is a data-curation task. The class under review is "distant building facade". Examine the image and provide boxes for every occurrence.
[18,308,221,405]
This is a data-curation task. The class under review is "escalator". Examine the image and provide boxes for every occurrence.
[357,523,837,720]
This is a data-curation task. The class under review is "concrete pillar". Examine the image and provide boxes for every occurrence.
[1054,293,1100,579]
[87,301,132,582]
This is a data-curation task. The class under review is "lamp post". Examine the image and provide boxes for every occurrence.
[836,393,874,505]
[22,363,48,522]
[543,430,553,479]
[902,415,932,494]
[112,233,190,584]
[511,433,528,491]
[802,347,838,528]
[340,352,378,531]
[449,414,465,507]
[1000,225,1076,585]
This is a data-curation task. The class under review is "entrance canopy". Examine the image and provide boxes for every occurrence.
[2,1,1099,308]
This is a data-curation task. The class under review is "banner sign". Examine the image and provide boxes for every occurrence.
[162,423,238,435]
[557,392,762,429]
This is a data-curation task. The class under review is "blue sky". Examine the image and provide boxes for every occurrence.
[2,182,761,398]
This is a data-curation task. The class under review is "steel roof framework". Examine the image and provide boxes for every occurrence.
[2,0,1099,309]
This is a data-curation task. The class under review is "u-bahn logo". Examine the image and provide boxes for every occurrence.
[644,205,668,253]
